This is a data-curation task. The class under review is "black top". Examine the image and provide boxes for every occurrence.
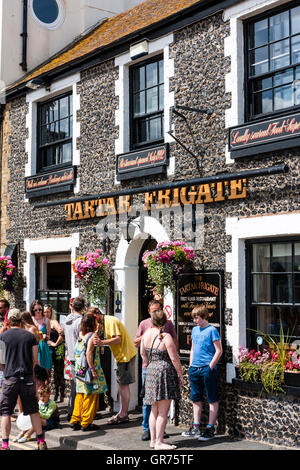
[0,328,38,379]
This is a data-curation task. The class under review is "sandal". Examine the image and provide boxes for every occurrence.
[107,414,129,425]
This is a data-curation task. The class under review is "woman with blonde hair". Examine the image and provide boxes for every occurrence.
[140,308,183,450]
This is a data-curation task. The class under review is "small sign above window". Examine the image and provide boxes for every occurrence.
[229,111,300,158]
[25,166,76,198]
[116,144,168,180]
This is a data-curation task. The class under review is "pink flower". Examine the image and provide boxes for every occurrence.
[102,258,109,265]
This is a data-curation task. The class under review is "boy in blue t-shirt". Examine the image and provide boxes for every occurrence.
[182,305,222,441]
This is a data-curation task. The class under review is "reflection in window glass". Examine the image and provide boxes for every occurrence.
[274,84,293,110]
[252,244,270,272]
[291,6,300,36]
[292,35,300,64]
[250,19,268,48]
[272,243,292,272]
[250,46,268,76]
[269,11,289,42]
[270,39,290,71]
[252,274,271,303]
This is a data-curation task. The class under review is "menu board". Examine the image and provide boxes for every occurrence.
[177,271,223,361]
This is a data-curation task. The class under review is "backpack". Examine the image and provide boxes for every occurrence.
[75,333,95,384]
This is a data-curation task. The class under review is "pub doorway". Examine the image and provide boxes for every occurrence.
[137,237,157,404]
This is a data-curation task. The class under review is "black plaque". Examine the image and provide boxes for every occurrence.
[228,112,300,158]
[116,144,168,180]
[25,166,76,198]
[177,271,223,361]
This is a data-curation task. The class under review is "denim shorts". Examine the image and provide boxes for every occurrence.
[189,365,219,404]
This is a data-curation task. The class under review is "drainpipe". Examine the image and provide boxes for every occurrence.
[20,0,28,72]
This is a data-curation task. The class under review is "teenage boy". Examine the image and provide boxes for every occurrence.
[182,305,222,441]
[0,308,47,450]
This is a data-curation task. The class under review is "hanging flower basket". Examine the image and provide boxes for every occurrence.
[72,249,109,307]
[0,255,18,297]
[142,240,194,297]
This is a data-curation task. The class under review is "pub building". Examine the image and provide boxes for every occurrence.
[1,0,300,447]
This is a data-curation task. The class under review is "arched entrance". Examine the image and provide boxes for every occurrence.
[113,216,174,411]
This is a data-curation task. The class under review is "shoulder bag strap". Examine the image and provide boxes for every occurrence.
[148,334,159,364]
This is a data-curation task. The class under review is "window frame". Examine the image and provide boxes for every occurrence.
[245,0,300,122]
[29,0,65,30]
[36,91,73,174]
[246,236,300,349]
[129,55,164,151]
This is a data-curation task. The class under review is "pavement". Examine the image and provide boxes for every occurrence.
[6,399,294,452]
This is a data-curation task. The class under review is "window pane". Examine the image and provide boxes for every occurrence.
[274,84,293,110]
[133,66,145,91]
[294,242,300,271]
[269,10,289,42]
[159,84,164,110]
[253,89,273,115]
[49,122,58,142]
[273,68,293,86]
[271,274,293,303]
[256,305,273,335]
[133,91,145,116]
[294,274,300,303]
[59,118,70,139]
[146,62,158,88]
[292,34,300,64]
[291,6,300,35]
[249,19,268,48]
[249,46,268,76]
[252,244,270,272]
[61,142,72,163]
[252,274,271,302]
[149,115,162,141]
[270,39,290,71]
[49,100,59,122]
[146,87,159,113]
[136,118,147,144]
[253,77,272,91]
[158,59,164,83]
[272,243,292,272]
[292,307,300,337]
[59,96,69,119]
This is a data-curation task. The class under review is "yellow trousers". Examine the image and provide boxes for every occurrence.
[70,393,99,428]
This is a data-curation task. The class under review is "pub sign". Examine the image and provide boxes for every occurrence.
[116,144,168,180]
[177,271,223,361]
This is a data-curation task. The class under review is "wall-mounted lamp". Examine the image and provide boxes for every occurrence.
[26,77,48,90]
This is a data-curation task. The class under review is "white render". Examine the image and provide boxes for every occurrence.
[0,0,146,87]
[25,73,81,192]
[225,212,300,383]
[23,233,80,310]
[114,34,175,177]
[223,0,290,164]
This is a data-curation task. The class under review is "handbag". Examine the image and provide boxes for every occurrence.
[75,333,95,384]
[139,334,159,399]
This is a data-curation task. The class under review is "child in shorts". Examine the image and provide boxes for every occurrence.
[181,305,222,441]
[14,384,59,442]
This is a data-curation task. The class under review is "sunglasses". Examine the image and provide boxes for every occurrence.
[34,308,43,312]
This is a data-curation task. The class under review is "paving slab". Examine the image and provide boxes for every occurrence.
[7,399,295,452]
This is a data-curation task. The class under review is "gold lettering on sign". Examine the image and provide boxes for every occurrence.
[64,179,248,221]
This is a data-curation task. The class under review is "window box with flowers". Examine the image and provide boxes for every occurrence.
[72,249,109,307]
[236,329,300,393]
[142,240,195,297]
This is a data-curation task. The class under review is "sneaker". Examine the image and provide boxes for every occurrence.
[198,426,215,441]
[141,430,150,441]
[181,425,201,438]
[71,422,81,431]
[37,441,48,450]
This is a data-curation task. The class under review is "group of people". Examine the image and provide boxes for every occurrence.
[0,292,223,451]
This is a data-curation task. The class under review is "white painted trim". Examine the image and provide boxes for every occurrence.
[114,33,175,176]
[25,73,81,185]
[225,212,300,383]
[23,233,80,309]
[112,216,174,412]
[223,0,291,164]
